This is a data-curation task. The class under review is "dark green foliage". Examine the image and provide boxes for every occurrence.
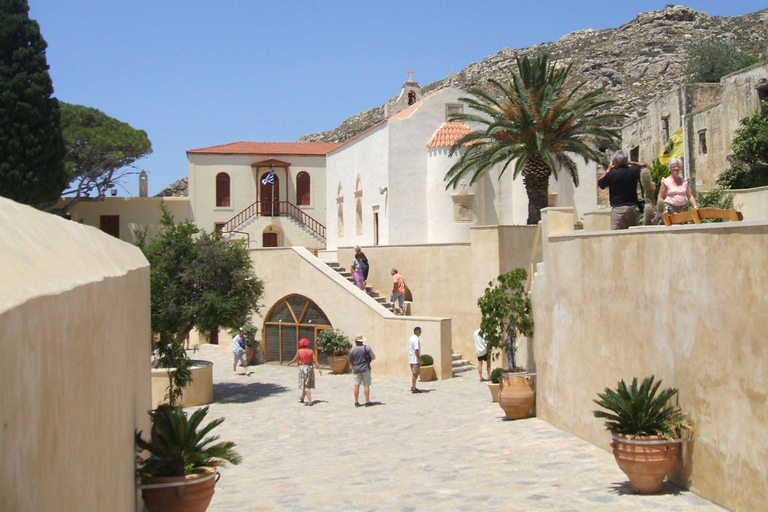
[685,40,761,83]
[135,406,241,482]
[421,354,434,366]
[477,268,533,362]
[593,376,687,438]
[136,203,264,405]
[228,324,259,348]
[58,102,152,211]
[490,367,504,384]
[648,159,669,203]
[717,103,768,189]
[0,0,66,206]
[317,328,352,356]
[445,54,624,224]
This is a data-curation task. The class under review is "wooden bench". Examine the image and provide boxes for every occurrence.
[662,208,743,226]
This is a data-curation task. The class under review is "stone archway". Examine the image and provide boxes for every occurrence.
[262,294,332,366]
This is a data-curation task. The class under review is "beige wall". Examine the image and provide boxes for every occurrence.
[251,247,452,379]
[0,197,151,512]
[336,224,542,363]
[62,196,191,245]
[731,185,768,221]
[532,207,768,512]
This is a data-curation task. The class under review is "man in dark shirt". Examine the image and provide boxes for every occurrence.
[597,150,647,230]
[348,334,376,407]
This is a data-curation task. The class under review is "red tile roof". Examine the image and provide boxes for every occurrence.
[426,122,472,148]
[187,141,342,156]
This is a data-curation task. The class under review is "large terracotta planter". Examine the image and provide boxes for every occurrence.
[498,373,535,419]
[419,365,437,382]
[141,468,219,512]
[328,355,349,374]
[487,382,500,402]
[610,434,681,494]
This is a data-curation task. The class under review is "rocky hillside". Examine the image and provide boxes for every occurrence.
[299,5,767,143]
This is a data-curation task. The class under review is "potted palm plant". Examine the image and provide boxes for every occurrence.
[593,376,689,494]
[418,354,436,382]
[136,406,242,512]
[477,268,535,419]
[317,329,352,374]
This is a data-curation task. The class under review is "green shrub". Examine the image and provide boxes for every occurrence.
[421,354,434,366]
[685,40,761,83]
[317,329,352,356]
[228,324,259,348]
[593,376,687,438]
[490,368,504,384]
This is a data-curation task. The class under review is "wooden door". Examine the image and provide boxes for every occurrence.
[263,232,278,247]
[259,174,280,215]
[100,215,120,238]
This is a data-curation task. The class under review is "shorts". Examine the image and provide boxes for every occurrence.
[477,353,489,362]
[610,205,639,230]
[391,292,405,308]
[233,350,247,367]
[410,363,421,375]
[353,371,372,387]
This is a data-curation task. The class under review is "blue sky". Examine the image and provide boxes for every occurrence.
[28,1,766,196]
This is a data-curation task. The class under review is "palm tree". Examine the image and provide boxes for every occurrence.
[445,55,625,224]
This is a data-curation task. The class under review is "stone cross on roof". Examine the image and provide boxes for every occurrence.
[406,68,415,82]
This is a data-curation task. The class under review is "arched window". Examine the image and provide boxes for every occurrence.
[356,198,363,235]
[296,172,311,205]
[216,172,230,207]
[263,294,332,365]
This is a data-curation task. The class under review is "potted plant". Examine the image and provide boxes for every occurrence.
[593,376,689,494]
[136,405,242,512]
[229,324,260,365]
[317,329,352,374]
[477,268,534,419]
[418,354,437,382]
[487,368,504,402]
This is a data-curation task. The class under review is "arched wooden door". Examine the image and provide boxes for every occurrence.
[262,295,332,366]
[259,173,280,216]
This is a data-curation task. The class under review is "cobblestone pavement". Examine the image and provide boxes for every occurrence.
[188,344,724,512]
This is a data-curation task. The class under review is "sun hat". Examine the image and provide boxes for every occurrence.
[299,338,310,347]
[354,334,366,343]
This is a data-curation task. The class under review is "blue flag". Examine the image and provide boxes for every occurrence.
[261,165,275,185]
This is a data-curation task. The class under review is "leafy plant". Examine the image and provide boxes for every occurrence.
[228,324,259,348]
[593,376,687,438]
[477,268,533,367]
[421,354,434,366]
[717,103,768,189]
[695,186,734,223]
[685,39,761,83]
[490,368,504,384]
[135,406,242,483]
[317,329,352,356]
[445,54,624,224]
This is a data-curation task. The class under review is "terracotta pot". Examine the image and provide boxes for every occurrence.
[328,355,349,374]
[244,347,256,365]
[487,382,500,402]
[142,468,219,512]
[419,365,437,382]
[498,374,535,419]
[610,434,680,494]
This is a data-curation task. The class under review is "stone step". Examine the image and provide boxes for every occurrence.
[452,365,476,375]
[452,353,464,361]
[452,359,472,368]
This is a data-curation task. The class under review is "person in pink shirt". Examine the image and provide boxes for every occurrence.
[658,158,698,214]
[390,268,406,315]
[287,338,322,406]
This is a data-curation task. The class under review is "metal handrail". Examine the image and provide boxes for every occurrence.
[224,200,326,240]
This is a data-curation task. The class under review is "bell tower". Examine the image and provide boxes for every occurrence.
[384,68,423,117]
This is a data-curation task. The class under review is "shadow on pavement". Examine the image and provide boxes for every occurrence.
[608,480,683,496]
[214,381,290,404]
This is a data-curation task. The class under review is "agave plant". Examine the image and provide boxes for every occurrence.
[593,376,687,438]
[135,405,242,482]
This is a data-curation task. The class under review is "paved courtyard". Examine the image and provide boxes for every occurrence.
[189,344,723,512]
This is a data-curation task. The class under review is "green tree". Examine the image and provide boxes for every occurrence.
[477,268,533,367]
[685,40,761,83]
[136,203,265,405]
[445,55,624,224]
[717,102,768,189]
[0,0,66,206]
[57,102,152,212]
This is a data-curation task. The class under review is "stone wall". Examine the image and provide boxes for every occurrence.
[0,197,151,512]
[531,207,768,511]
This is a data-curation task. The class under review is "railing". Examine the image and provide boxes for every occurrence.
[224,200,326,240]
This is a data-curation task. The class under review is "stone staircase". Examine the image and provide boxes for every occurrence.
[326,262,394,313]
[452,352,475,376]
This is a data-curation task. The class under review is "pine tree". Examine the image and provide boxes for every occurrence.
[0,0,66,206]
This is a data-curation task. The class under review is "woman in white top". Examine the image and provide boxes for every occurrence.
[658,158,698,214]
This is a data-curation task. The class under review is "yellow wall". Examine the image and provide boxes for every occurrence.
[532,208,768,512]
[0,197,151,512]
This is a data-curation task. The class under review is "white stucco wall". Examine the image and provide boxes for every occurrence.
[0,197,151,512]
